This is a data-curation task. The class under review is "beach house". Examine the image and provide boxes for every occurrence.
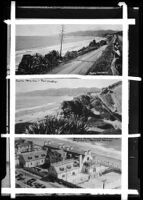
[18,150,46,168]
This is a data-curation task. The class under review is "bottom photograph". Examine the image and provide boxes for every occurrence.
[15,137,121,189]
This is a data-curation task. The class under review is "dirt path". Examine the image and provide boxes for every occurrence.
[49,45,107,75]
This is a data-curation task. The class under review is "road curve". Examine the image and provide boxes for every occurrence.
[48,45,107,75]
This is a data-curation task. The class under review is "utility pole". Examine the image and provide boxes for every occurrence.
[59,25,64,58]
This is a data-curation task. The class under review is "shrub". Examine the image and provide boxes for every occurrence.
[17,51,60,74]
[17,54,33,74]
[99,40,107,46]
[61,97,93,120]
[25,115,88,134]
[44,50,60,66]
[63,51,78,61]
[89,39,96,47]
[78,46,86,52]
[74,95,91,106]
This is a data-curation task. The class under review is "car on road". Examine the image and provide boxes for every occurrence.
[27,178,36,186]
[41,184,46,188]
[34,182,43,188]
[16,173,24,178]
[18,173,23,177]
[34,183,41,188]
[16,176,25,181]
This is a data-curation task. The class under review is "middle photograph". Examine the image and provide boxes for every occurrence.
[16,78,122,134]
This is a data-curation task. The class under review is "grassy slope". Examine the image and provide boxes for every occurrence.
[100,82,122,115]
[86,43,114,75]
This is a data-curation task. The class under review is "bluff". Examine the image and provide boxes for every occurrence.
[60,81,122,133]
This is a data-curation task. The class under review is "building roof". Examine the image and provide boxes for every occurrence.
[44,141,89,155]
[51,159,75,167]
[52,149,66,155]
[44,142,61,149]
[16,143,30,148]
[21,150,46,162]
[15,140,32,149]
[51,159,79,174]
[64,148,86,155]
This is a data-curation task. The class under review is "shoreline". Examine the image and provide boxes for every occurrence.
[16,96,74,124]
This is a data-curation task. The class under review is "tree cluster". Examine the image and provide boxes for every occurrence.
[17,51,60,74]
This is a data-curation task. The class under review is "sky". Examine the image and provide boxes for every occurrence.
[16,24,122,36]
[16,79,119,94]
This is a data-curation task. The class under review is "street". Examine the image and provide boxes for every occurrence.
[49,45,107,74]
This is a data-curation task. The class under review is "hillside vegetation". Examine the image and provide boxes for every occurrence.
[87,34,122,75]
[86,43,114,75]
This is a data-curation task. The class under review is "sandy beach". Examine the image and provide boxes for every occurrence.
[16,96,73,124]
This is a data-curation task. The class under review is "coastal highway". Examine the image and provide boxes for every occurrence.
[49,45,107,75]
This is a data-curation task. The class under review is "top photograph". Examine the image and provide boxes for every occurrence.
[16,24,122,75]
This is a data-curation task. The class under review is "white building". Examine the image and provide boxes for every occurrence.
[18,150,46,168]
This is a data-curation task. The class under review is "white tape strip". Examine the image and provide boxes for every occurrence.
[1,188,139,195]
[4,19,135,25]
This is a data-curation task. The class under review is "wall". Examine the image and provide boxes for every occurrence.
[25,159,45,168]
[58,168,80,182]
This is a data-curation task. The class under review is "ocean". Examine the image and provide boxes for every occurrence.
[16,95,72,110]
[16,95,73,123]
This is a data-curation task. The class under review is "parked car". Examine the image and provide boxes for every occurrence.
[27,178,36,186]
[16,173,24,178]
[34,182,42,188]
[28,178,36,183]
[17,177,25,181]
[41,184,46,188]
[16,174,20,178]
[18,173,23,177]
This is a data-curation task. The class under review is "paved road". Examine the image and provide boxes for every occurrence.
[49,45,107,75]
